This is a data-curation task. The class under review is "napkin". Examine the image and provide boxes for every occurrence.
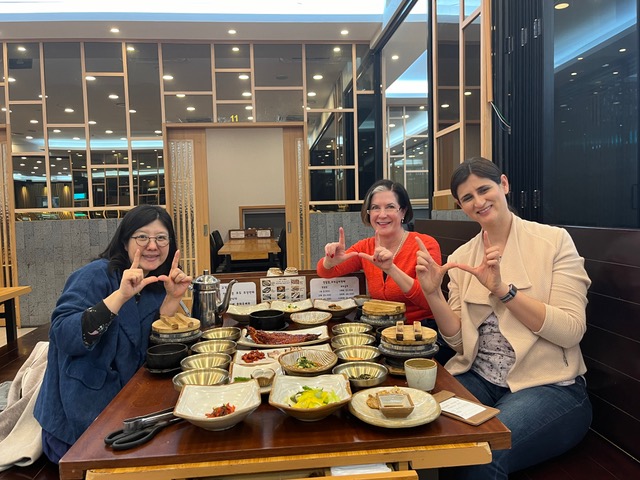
[329,463,392,475]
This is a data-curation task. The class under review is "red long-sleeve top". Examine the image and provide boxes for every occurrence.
[316,231,442,323]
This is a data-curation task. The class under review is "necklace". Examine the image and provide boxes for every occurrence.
[392,230,408,259]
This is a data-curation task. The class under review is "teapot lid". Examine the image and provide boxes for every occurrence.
[192,269,220,290]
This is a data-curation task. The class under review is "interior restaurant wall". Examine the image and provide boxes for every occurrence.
[206,128,285,242]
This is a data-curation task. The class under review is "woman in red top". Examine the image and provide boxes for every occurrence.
[316,180,452,363]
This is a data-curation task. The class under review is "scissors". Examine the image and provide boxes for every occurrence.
[104,409,183,451]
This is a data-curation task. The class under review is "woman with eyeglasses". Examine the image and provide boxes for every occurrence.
[316,180,453,362]
[415,158,592,479]
[34,205,192,463]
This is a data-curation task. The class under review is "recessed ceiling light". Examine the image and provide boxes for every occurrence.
[242,92,252,97]
[577,57,583,60]
[333,47,341,52]
[110,27,120,33]
[64,107,74,112]
[554,2,569,10]
[26,135,33,139]
[441,104,450,108]
[30,119,38,124]
[187,106,196,111]
[238,74,249,80]
[245,105,253,110]
[419,106,425,110]
[109,94,119,99]
[86,75,96,81]
[313,74,323,80]
[340,30,349,35]
[155,130,162,134]
[176,93,186,98]
[163,75,174,80]
[72,137,80,140]
[127,46,135,52]
[53,129,61,133]
[247,116,254,120]
[307,92,317,97]
[391,55,399,60]
[571,72,577,76]
[232,47,240,52]
[88,121,96,125]
[228,29,237,35]
[464,91,472,96]
[619,48,627,52]
[7,77,16,83]
[389,123,396,128]
[129,109,136,113]
[17,46,26,52]
[105,130,113,134]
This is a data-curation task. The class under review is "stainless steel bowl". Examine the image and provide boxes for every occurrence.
[191,339,237,355]
[172,367,229,392]
[332,361,388,388]
[180,352,232,371]
[201,327,242,342]
[330,333,376,349]
[331,322,373,335]
[333,345,380,363]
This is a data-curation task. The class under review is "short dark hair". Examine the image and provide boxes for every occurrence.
[360,179,414,226]
[99,205,178,280]
[450,157,503,201]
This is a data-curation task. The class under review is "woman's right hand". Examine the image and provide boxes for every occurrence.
[415,237,454,297]
[323,227,358,268]
[119,249,159,300]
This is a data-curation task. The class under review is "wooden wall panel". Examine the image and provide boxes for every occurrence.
[416,219,640,460]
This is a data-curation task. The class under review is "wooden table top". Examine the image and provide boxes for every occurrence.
[0,286,32,303]
[59,319,510,480]
[218,238,281,261]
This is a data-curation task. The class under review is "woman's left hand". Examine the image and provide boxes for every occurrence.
[359,231,395,271]
[456,231,503,294]
[158,250,192,300]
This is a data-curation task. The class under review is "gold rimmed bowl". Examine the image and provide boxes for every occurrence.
[191,339,237,356]
[180,352,232,371]
[333,345,380,363]
[201,327,242,342]
[278,349,338,377]
[172,367,229,392]
[330,333,376,349]
[331,322,373,335]
[332,361,388,389]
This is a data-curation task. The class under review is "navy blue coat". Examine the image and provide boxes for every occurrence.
[34,259,165,446]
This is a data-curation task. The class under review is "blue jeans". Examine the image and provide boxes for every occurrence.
[440,370,592,480]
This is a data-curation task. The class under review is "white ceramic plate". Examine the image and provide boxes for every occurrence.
[270,299,313,314]
[226,303,271,323]
[313,299,358,318]
[348,386,441,428]
[233,343,333,366]
[238,325,330,349]
[290,311,332,326]
[229,362,283,394]
[173,381,261,431]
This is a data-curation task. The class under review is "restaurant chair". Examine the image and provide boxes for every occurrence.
[210,230,228,273]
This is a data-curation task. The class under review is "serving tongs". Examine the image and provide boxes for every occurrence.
[104,407,182,451]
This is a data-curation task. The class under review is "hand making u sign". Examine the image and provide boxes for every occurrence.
[454,231,503,295]
[358,231,396,271]
[322,226,359,269]
[119,248,160,300]
[157,249,192,301]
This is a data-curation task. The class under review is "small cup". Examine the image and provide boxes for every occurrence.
[404,358,437,392]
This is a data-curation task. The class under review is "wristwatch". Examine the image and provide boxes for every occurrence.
[499,284,518,303]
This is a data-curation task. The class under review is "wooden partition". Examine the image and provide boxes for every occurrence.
[416,219,640,461]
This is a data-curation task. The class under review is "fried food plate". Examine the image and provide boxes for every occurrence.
[238,325,329,349]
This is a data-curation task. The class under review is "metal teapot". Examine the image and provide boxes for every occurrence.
[190,270,237,330]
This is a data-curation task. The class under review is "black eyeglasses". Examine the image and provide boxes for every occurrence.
[131,234,170,247]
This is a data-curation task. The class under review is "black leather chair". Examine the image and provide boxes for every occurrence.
[210,230,227,272]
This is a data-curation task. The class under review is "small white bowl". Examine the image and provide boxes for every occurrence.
[290,311,332,326]
[173,381,261,431]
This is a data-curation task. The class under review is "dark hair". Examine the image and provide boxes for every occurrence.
[360,179,413,226]
[99,205,178,282]
[450,157,503,201]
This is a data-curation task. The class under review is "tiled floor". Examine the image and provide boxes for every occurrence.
[0,327,36,347]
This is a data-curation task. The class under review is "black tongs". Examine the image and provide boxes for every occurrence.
[104,407,182,451]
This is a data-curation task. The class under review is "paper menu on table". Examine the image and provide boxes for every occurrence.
[439,397,487,419]
[309,277,360,300]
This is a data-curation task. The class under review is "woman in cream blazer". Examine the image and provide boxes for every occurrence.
[416,157,592,480]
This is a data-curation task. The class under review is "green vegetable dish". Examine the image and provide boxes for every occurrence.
[294,356,319,369]
[288,386,340,409]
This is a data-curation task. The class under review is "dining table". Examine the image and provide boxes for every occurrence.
[0,285,32,343]
[218,238,281,261]
[59,316,511,480]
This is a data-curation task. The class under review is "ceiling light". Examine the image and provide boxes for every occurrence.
[64,107,74,112]
[238,74,249,80]
[228,29,237,35]
[129,109,136,113]
[17,46,26,52]
[613,71,619,75]
[110,27,120,33]
[571,72,577,76]
[155,130,162,134]
[53,129,61,133]
[389,123,396,128]
[176,93,186,98]
[26,135,33,139]
[340,30,349,35]
[232,47,240,52]
[333,47,341,52]
[577,57,584,60]
[187,106,196,111]
[419,106,425,110]
[105,130,113,134]
[619,48,627,52]
[326,144,332,148]
[441,104,450,108]
[464,91,472,96]
[86,75,96,81]
[242,92,252,97]
[72,137,80,140]
[554,2,569,10]
[88,121,96,125]
[391,55,399,60]
[245,105,253,110]
[247,116,254,121]
[313,74,323,80]
[307,91,317,97]
[7,77,15,82]
[30,119,38,124]
[109,94,119,99]
[163,75,174,80]
[127,46,135,52]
